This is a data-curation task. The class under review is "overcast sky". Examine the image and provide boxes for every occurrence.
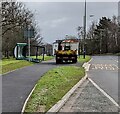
[24,2,118,43]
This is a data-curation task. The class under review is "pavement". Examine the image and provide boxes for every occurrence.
[59,79,118,112]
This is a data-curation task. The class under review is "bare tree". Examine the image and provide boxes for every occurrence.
[1,1,43,58]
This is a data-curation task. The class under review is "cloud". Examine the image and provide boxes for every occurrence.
[42,17,68,28]
[24,2,118,43]
[19,0,119,2]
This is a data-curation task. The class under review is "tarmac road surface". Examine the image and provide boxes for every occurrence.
[88,56,118,103]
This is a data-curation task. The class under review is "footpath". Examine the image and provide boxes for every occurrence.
[59,79,118,112]
[2,59,56,112]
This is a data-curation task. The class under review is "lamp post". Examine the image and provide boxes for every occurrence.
[77,26,82,58]
[89,15,94,26]
[83,0,87,59]
[100,29,104,55]
[28,35,31,61]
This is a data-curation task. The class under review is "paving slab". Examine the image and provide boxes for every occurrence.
[59,80,118,112]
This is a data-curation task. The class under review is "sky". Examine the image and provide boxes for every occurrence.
[24,2,118,44]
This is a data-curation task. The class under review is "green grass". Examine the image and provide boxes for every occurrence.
[25,66,85,113]
[1,56,54,74]
[0,60,1,75]
[77,55,91,65]
[31,56,54,61]
[1,58,33,74]
[1,58,22,66]
[116,53,120,56]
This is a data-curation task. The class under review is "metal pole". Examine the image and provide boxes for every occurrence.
[77,26,82,58]
[83,0,86,59]
[43,47,45,61]
[100,40,101,55]
[100,31,102,55]
[28,37,30,61]
[78,39,80,58]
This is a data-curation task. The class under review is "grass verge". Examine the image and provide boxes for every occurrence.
[1,58,33,74]
[116,53,120,56]
[1,56,54,74]
[31,56,54,61]
[25,66,85,113]
[78,55,91,65]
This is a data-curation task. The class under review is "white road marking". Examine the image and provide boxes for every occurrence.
[88,78,120,109]
[115,60,118,63]
[109,64,113,70]
[21,84,37,113]
[110,57,118,63]
[91,64,118,71]
[97,64,102,69]
[113,64,119,69]
[105,64,108,70]
[94,64,98,70]
[101,64,104,70]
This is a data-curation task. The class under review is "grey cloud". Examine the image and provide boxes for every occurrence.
[25,2,118,43]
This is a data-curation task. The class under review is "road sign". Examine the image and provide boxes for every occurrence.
[23,25,35,61]
[24,26,35,39]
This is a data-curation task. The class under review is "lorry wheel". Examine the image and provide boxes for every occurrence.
[56,59,61,64]
[56,59,59,64]
[72,59,77,63]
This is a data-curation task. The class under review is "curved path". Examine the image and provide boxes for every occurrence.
[2,59,57,112]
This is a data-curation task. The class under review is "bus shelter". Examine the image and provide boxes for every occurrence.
[14,43,45,63]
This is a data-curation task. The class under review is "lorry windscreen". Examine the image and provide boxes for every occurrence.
[64,46,70,50]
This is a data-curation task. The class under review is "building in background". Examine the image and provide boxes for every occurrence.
[35,42,53,56]
[44,43,53,56]
[53,40,62,55]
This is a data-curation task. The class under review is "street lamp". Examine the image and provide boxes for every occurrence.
[83,0,87,59]
[77,26,82,58]
[99,29,104,55]
[89,15,95,26]
[89,15,94,18]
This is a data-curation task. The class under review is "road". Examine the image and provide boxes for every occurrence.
[59,55,119,112]
[88,56,118,103]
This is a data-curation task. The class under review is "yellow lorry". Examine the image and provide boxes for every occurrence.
[55,41,77,64]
